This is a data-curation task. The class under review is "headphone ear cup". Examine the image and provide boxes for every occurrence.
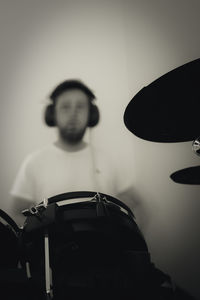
[44,104,56,127]
[88,103,100,127]
[45,102,99,127]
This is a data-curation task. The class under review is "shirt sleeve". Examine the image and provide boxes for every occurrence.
[114,159,135,195]
[10,155,35,202]
[103,149,135,196]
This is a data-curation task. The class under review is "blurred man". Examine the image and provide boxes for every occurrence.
[10,79,134,226]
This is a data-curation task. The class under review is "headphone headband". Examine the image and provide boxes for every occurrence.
[50,80,96,103]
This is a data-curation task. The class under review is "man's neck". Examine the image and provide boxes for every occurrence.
[54,139,88,152]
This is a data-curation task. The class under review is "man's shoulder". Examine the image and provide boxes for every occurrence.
[23,144,57,165]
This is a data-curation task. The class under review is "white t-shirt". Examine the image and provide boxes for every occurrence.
[10,144,131,204]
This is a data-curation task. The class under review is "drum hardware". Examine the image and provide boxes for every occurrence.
[93,192,109,217]
[21,227,54,299]
[48,191,134,219]
[170,136,200,184]
[22,198,48,219]
[22,202,57,233]
[25,261,31,279]
[192,136,200,156]
[44,230,53,300]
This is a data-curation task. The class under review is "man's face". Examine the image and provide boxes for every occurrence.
[54,89,90,143]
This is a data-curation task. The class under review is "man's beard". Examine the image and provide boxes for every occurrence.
[59,126,87,144]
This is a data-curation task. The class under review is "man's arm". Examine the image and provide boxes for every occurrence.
[116,186,147,233]
[117,185,140,211]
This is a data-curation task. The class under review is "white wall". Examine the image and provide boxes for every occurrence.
[0,0,200,298]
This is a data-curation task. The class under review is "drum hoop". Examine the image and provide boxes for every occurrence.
[0,209,20,234]
[55,197,130,217]
[47,191,134,218]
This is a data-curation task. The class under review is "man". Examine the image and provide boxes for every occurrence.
[10,79,134,226]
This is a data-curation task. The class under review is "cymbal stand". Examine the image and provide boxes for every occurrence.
[44,229,53,300]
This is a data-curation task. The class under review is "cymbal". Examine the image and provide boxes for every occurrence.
[170,166,200,185]
[124,58,200,142]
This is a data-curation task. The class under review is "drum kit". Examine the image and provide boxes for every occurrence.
[1,58,200,299]
[0,192,173,299]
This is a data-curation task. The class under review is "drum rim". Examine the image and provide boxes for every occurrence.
[0,209,20,234]
[47,191,134,218]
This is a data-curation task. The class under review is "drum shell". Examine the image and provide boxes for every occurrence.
[21,193,151,290]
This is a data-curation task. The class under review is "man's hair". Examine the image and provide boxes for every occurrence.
[50,79,96,104]
[45,79,99,127]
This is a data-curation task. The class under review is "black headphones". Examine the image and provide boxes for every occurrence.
[44,80,100,128]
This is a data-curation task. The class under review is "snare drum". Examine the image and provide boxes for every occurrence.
[21,191,153,298]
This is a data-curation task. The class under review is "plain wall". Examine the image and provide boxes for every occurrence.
[0,0,200,298]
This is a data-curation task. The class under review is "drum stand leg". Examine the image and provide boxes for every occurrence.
[44,230,53,300]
